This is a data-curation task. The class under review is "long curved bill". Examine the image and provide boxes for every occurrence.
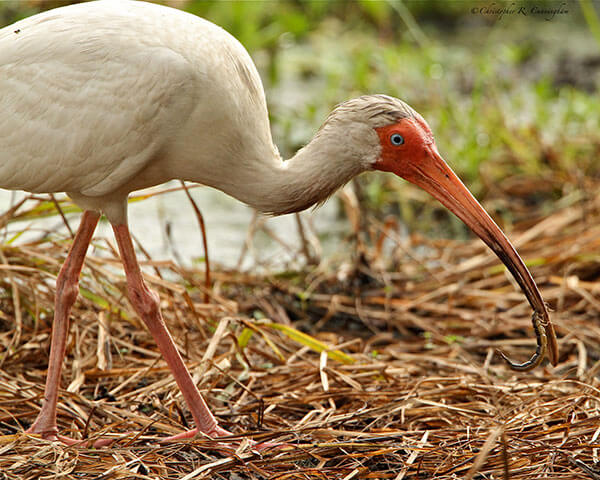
[399,144,558,369]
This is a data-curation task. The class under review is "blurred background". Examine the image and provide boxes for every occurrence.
[1,0,599,270]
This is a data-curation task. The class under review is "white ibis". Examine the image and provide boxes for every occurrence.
[0,0,558,446]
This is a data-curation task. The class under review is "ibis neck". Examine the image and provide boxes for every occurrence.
[227,128,377,215]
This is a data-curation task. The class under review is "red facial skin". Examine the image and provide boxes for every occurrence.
[375,117,435,178]
[373,118,558,368]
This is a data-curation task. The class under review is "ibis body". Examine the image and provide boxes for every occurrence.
[0,0,558,446]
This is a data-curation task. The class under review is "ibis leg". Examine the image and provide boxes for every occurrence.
[27,210,100,441]
[111,223,230,440]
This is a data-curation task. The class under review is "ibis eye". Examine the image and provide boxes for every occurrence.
[390,133,404,146]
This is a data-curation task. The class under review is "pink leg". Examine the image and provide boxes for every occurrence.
[112,223,230,440]
[27,210,105,444]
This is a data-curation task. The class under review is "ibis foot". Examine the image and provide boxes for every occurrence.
[24,426,119,448]
[160,425,286,452]
[160,424,233,443]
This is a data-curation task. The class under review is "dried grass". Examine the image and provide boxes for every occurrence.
[0,192,599,479]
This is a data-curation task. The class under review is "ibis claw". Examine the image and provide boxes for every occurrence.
[498,311,548,372]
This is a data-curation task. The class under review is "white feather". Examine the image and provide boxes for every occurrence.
[0,1,406,223]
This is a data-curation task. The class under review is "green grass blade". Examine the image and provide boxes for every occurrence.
[266,322,355,364]
[237,327,254,348]
[79,288,130,321]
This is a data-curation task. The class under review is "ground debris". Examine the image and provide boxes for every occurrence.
[0,194,599,479]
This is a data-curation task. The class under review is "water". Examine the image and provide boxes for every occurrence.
[0,184,349,270]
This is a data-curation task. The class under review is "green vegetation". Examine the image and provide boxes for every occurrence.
[2,0,598,237]
[186,1,599,233]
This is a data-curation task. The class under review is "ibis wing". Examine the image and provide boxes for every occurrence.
[0,5,196,197]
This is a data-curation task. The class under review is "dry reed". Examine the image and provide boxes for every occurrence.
[0,191,599,479]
